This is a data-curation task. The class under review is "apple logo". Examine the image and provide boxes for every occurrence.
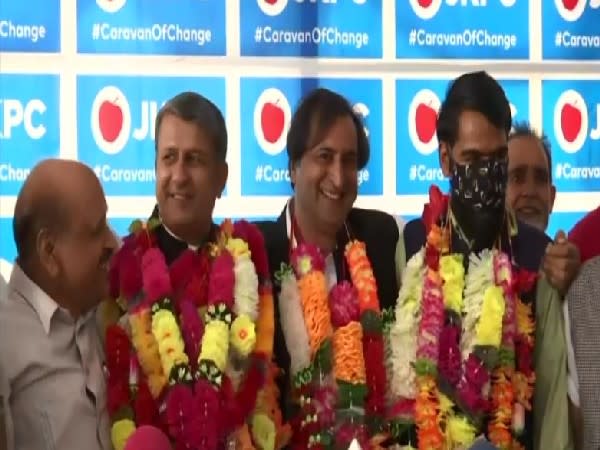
[554,0,586,21]
[560,102,582,143]
[409,88,441,156]
[253,87,292,156]
[99,99,123,143]
[96,0,126,13]
[415,103,437,144]
[554,89,588,154]
[409,0,442,20]
[256,0,288,16]
[261,101,285,144]
[562,0,579,10]
[91,85,132,155]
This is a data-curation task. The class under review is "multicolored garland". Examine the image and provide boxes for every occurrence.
[386,185,537,450]
[103,218,290,450]
[276,235,388,449]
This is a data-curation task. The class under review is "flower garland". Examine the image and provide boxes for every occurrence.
[386,185,537,450]
[276,235,388,449]
[104,218,289,450]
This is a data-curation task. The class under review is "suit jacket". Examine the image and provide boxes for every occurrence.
[254,205,402,421]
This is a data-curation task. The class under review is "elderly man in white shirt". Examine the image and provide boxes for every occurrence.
[0,159,117,450]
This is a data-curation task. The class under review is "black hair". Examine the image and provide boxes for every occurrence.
[13,196,68,262]
[286,87,369,174]
[509,121,553,182]
[154,91,228,162]
[437,71,512,148]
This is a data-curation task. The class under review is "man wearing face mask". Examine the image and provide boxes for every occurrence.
[394,72,572,449]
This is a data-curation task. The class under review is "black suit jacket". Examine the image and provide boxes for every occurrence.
[254,205,401,421]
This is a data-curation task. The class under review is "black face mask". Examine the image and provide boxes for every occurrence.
[449,156,508,252]
[449,157,508,212]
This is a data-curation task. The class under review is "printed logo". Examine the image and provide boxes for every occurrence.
[256,0,289,16]
[96,0,127,13]
[554,89,588,153]
[408,89,441,156]
[91,86,131,155]
[253,88,292,156]
[409,0,443,20]
[554,0,600,22]
[0,98,47,140]
[0,74,60,195]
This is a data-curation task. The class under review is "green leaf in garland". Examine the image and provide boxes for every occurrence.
[204,303,232,323]
[273,262,293,287]
[474,345,499,371]
[196,360,223,387]
[336,380,367,410]
[128,219,143,234]
[388,419,415,440]
[366,415,386,436]
[169,363,192,385]
[113,405,135,422]
[381,307,395,334]
[497,347,515,367]
[314,339,333,374]
[413,359,438,377]
[336,408,363,424]
[147,216,162,230]
[308,432,334,449]
[293,366,313,388]
[360,309,382,334]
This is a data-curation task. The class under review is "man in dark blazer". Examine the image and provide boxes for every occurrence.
[254,88,405,424]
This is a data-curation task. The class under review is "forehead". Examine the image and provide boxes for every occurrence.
[157,114,213,152]
[66,182,107,230]
[508,135,548,169]
[309,115,357,149]
[455,110,507,150]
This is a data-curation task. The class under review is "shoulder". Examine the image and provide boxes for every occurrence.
[348,208,401,237]
[569,256,600,297]
[513,219,551,271]
[570,205,600,237]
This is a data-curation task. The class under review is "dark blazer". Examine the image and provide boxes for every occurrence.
[254,205,401,421]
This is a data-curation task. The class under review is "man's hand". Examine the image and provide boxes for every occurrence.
[543,230,581,296]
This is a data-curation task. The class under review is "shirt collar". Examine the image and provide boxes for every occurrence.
[162,223,200,251]
[284,198,295,246]
[9,263,62,335]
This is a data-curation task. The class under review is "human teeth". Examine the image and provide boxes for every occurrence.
[321,190,340,200]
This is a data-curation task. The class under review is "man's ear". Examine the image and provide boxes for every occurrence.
[217,162,228,199]
[290,159,299,186]
[439,141,452,177]
[37,228,59,277]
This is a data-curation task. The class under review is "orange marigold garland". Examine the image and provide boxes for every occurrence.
[276,236,388,449]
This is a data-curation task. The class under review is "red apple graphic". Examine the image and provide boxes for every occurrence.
[418,0,434,7]
[415,102,437,144]
[261,100,285,144]
[561,0,579,11]
[264,0,278,4]
[98,99,123,143]
[560,102,582,143]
